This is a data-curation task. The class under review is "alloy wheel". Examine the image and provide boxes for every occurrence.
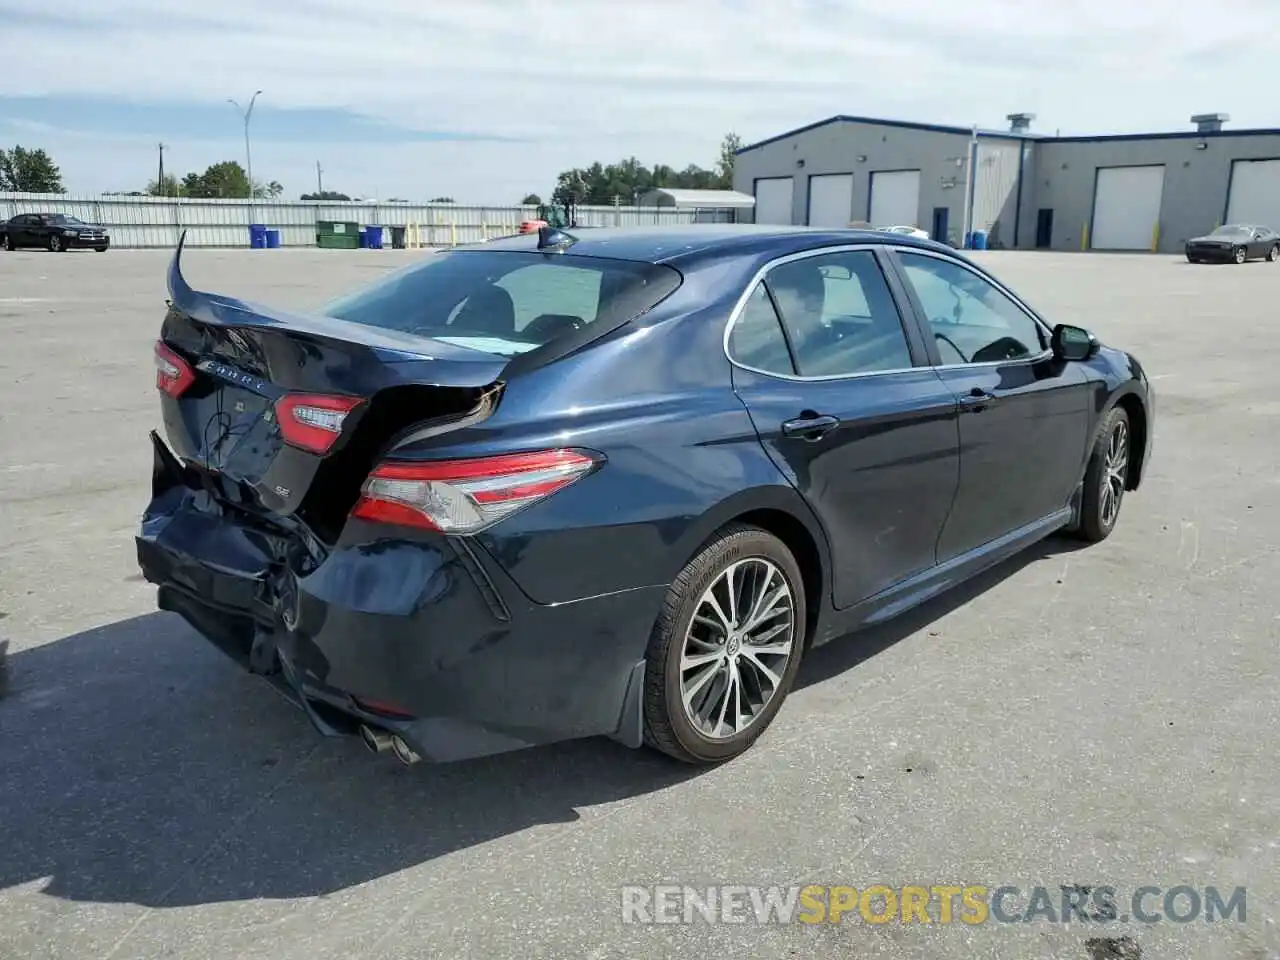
[679,558,796,740]
[1234,246,1246,264]
[50,235,61,252]
[1099,420,1129,528]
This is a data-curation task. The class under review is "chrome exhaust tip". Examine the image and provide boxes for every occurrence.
[390,735,421,766]
[359,724,392,754]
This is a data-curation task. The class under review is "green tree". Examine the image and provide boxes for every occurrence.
[181,161,252,199]
[301,190,351,201]
[430,196,455,203]
[715,131,742,188]
[256,180,284,199]
[0,145,65,193]
[146,174,185,197]
[521,193,542,205]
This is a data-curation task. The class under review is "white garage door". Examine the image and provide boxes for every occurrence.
[806,174,854,227]
[754,178,794,225]
[1226,159,1280,228]
[868,170,921,228]
[1091,165,1165,250]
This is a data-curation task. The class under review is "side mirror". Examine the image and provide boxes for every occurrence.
[1051,323,1099,362]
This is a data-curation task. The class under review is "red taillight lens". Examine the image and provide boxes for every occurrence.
[154,341,196,398]
[350,448,600,533]
[274,393,364,454]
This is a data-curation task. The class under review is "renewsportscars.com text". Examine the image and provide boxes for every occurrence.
[620,884,1247,926]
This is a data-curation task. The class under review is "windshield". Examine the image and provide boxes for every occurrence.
[322,250,682,357]
[1209,225,1250,238]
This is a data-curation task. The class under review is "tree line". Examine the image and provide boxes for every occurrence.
[3,131,744,205]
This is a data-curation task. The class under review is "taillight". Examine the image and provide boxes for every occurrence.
[350,448,600,533]
[154,341,195,398]
[274,393,364,454]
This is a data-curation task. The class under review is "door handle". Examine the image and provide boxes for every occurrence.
[781,414,840,440]
[958,388,997,413]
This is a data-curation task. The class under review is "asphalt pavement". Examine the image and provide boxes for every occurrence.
[1,245,1277,960]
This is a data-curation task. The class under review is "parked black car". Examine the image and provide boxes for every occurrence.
[0,213,110,252]
[1185,224,1279,264]
[137,225,1154,767]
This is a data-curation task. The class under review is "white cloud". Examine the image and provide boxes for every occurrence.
[3,0,1279,199]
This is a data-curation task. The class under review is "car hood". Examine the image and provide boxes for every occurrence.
[1187,235,1235,244]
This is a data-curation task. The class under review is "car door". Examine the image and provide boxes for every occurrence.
[1251,228,1271,258]
[888,247,1091,562]
[728,245,961,609]
[11,215,33,245]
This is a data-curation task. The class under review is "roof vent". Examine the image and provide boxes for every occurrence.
[1191,113,1229,133]
[1006,113,1036,133]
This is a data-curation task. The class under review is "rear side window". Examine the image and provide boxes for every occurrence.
[765,250,914,377]
[727,285,795,375]
[323,251,681,358]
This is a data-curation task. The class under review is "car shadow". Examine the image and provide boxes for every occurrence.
[0,535,1086,909]
[796,533,1088,689]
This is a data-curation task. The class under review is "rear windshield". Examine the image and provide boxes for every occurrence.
[322,250,682,357]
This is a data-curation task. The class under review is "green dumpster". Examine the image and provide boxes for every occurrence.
[316,220,360,249]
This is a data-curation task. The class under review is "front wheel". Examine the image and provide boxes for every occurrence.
[94,247,108,253]
[1075,407,1131,543]
[48,234,64,253]
[1234,245,1247,264]
[643,524,806,764]
[1268,244,1279,263]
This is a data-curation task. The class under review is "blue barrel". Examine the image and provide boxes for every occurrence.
[264,229,281,249]
[248,223,268,249]
[365,225,384,250]
[971,230,988,251]
[358,227,369,248]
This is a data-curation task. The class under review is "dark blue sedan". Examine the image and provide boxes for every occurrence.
[136,225,1154,765]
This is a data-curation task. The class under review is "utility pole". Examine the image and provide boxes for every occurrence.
[960,124,977,247]
[227,90,263,199]
[316,160,323,196]
[157,143,166,196]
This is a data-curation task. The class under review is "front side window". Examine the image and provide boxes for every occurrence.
[897,252,1044,365]
[764,250,913,377]
[323,250,681,357]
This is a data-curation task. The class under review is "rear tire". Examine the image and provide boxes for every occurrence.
[2,234,13,251]
[1075,407,1131,543]
[1186,256,1200,263]
[643,524,806,764]
[94,247,107,253]
[1268,244,1279,262]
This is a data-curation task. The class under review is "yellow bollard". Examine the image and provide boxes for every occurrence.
[1151,223,1160,252]
[1081,222,1090,251]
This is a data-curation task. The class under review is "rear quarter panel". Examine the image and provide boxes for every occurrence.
[382,256,819,605]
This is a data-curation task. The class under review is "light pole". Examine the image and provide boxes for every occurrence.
[228,90,263,199]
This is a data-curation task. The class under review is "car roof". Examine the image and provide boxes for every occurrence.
[473,224,947,266]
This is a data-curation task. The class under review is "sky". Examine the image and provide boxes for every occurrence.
[2,0,1278,203]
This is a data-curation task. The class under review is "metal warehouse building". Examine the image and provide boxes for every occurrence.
[732,112,1280,253]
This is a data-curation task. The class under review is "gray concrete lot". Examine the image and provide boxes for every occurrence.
[1,246,1277,960]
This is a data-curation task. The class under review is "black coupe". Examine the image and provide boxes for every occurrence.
[0,213,110,252]
[1185,224,1279,264]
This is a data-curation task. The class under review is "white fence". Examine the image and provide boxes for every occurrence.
[0,193,702,248]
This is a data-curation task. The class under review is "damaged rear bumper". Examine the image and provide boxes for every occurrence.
[136,432,661,763]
